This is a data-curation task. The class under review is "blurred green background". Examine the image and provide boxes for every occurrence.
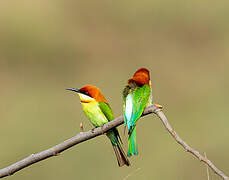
[1,0,229,179]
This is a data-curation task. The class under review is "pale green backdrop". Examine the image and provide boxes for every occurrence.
[0,1,229,179]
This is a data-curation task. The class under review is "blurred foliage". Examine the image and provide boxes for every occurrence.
[0,0,229,179]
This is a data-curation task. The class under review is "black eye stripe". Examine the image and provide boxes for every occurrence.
[81,91,91,97]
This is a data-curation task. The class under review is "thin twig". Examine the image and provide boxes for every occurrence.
[80,122,84,132]
[154,109,228,180]
[123,168,141,180]
[205,152,210,180]
[0,105,228,180]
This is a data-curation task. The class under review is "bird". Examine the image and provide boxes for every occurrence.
[123,68,153,157]
[66,85,130,167]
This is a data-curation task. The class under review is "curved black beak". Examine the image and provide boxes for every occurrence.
[66,88,81,93]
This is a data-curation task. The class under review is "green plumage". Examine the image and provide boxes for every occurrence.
[123,83,151,156]
[98,102,122,145]
[128,126,137,156]
[81,100,129,166]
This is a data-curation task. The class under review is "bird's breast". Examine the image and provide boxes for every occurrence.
[81,102,108,127]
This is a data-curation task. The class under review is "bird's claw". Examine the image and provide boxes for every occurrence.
[91,127,96,133]
[101,124,106,134]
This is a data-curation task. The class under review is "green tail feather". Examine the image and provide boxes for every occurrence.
[107,129,130,166]
[128,126,138,157]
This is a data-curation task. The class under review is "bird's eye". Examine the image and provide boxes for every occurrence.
[84,91,90,96]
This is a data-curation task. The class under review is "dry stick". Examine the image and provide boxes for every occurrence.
[79,122,84,132]
[0,105,228,179]
[123,168,141,180]
[204,152,210,180]
[154,109,228,180]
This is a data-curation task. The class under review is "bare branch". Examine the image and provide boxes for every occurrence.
[154,109,228,180]
[0,105,228,180]
[123,168,141,180]
[80,122,84,132]
[205,152,210,180]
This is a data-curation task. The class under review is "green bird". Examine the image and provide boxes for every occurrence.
[66,85,130,167]
[123,68,153,157]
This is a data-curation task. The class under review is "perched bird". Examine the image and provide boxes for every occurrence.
[66,85,130,167]
[123,68,153,157]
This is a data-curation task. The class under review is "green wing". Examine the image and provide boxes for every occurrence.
[98,101,122,145]
[124,84,151,133]
[98,102,114,122]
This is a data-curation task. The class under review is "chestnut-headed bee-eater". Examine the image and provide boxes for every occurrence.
[123,68,153,157]
[66,85,130,167]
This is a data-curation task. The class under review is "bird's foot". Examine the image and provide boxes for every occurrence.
[101,124,106,134]
[91,127,96,133]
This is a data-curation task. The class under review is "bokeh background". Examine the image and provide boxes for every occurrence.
[1,1,229,179]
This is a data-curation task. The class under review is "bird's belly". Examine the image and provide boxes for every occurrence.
[82,103,108,127]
